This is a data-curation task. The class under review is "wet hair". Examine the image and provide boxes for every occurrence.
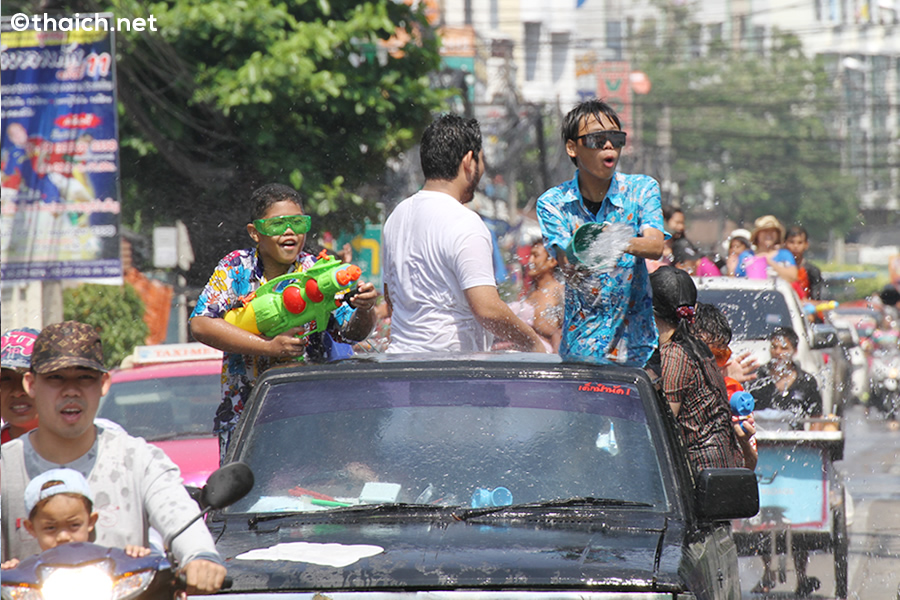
[785,225,808,242]
[249,183,304,222]
[420,114,482,181]
[769,326,799,350]
[651,266,696,323]
[29,481,93,521]
[691,302,732,349]
[651,266,711,360]
[662,205,683,223]
[561,99,622,165]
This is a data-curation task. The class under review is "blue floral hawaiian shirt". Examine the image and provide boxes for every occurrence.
[536,170,665,367]
[190,248,353,438]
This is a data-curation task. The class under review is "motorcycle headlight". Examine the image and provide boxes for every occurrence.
[29,560,154,600]
[39,562,113,600]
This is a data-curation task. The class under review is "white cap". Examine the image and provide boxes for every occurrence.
[723,228,753,253]
[728,228,752,243]
[24,468,93,516]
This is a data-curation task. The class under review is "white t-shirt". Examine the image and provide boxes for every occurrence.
[382,190,497,353]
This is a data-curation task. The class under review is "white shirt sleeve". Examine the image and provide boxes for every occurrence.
[453,219,497,291]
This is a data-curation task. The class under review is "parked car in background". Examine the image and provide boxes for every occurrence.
[210,354,758,600]
[97,343,222,487]
[694,276,840,415]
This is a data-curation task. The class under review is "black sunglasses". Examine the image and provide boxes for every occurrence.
[577,130,627,149]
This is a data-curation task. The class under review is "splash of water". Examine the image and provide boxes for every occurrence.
[577,222,632,272]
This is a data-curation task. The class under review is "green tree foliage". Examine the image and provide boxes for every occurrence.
[63,283,149,368]
[632,13,860,234]
[53,0,447,284]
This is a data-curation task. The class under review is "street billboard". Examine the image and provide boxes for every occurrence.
[1,14,122,283]
[596,60,632,131]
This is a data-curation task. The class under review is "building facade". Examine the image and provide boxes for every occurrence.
[436,0,899,217]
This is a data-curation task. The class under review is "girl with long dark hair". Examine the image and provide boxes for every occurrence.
[650,266,744,472]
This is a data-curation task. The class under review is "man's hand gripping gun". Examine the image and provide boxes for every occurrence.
[224,252,362,337]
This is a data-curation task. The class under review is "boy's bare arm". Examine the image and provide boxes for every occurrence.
[190,316,308,359]
[625,227,664,260]
[342,282,378,341]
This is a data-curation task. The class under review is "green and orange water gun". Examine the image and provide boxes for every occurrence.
[224,251,362,338]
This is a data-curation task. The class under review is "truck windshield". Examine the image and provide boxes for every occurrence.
[229,376,671,514]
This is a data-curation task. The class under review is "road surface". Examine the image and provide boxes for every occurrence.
[739,405,900,599]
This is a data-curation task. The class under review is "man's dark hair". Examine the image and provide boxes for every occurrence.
[420,114,482,181]
[561,98,622,165]
[769,326,799,349]
[249,183,304,222]
[785,225,808,242]
[691,302,733,349]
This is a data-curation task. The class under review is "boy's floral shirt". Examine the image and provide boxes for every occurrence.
[190,248,352,433]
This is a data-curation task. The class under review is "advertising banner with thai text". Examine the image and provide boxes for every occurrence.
[1,14,122,282]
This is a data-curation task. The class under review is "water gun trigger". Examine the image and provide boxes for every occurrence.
[237,291,257,306]
[342,286,360,306]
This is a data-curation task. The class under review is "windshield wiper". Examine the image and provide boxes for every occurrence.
[147,431,210,442]
[245,503,450,527]
[454,497,653,520]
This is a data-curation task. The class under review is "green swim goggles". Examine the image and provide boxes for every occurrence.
[253,214,311,236]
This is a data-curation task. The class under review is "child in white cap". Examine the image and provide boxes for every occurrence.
[1,468,151,569]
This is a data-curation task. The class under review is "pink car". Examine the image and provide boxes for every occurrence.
[97,344,222,488]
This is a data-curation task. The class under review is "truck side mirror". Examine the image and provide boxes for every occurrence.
[201,461,255,510]
[695,468,759,521]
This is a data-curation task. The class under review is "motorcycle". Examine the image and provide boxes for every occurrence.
[0,462,254,600]
[868,346,900,421]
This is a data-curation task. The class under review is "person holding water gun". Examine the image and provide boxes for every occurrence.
[190,184,377,462]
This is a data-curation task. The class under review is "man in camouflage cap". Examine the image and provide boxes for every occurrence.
[1,321,226,594]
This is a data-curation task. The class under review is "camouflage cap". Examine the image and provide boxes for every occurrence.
[30,321,107,374]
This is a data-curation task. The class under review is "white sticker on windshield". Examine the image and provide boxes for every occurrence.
[234,542,384,567]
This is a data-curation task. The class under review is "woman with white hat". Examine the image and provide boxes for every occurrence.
[749,215,799,283]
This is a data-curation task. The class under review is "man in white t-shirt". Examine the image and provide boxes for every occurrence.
[382,114,546,354]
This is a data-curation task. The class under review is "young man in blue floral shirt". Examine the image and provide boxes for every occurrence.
[190,184,377,462]
[536,99,665,368]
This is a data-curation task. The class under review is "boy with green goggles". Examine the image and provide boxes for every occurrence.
[252,214,312,236]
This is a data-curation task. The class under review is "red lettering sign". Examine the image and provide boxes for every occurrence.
[54,113,102,129]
